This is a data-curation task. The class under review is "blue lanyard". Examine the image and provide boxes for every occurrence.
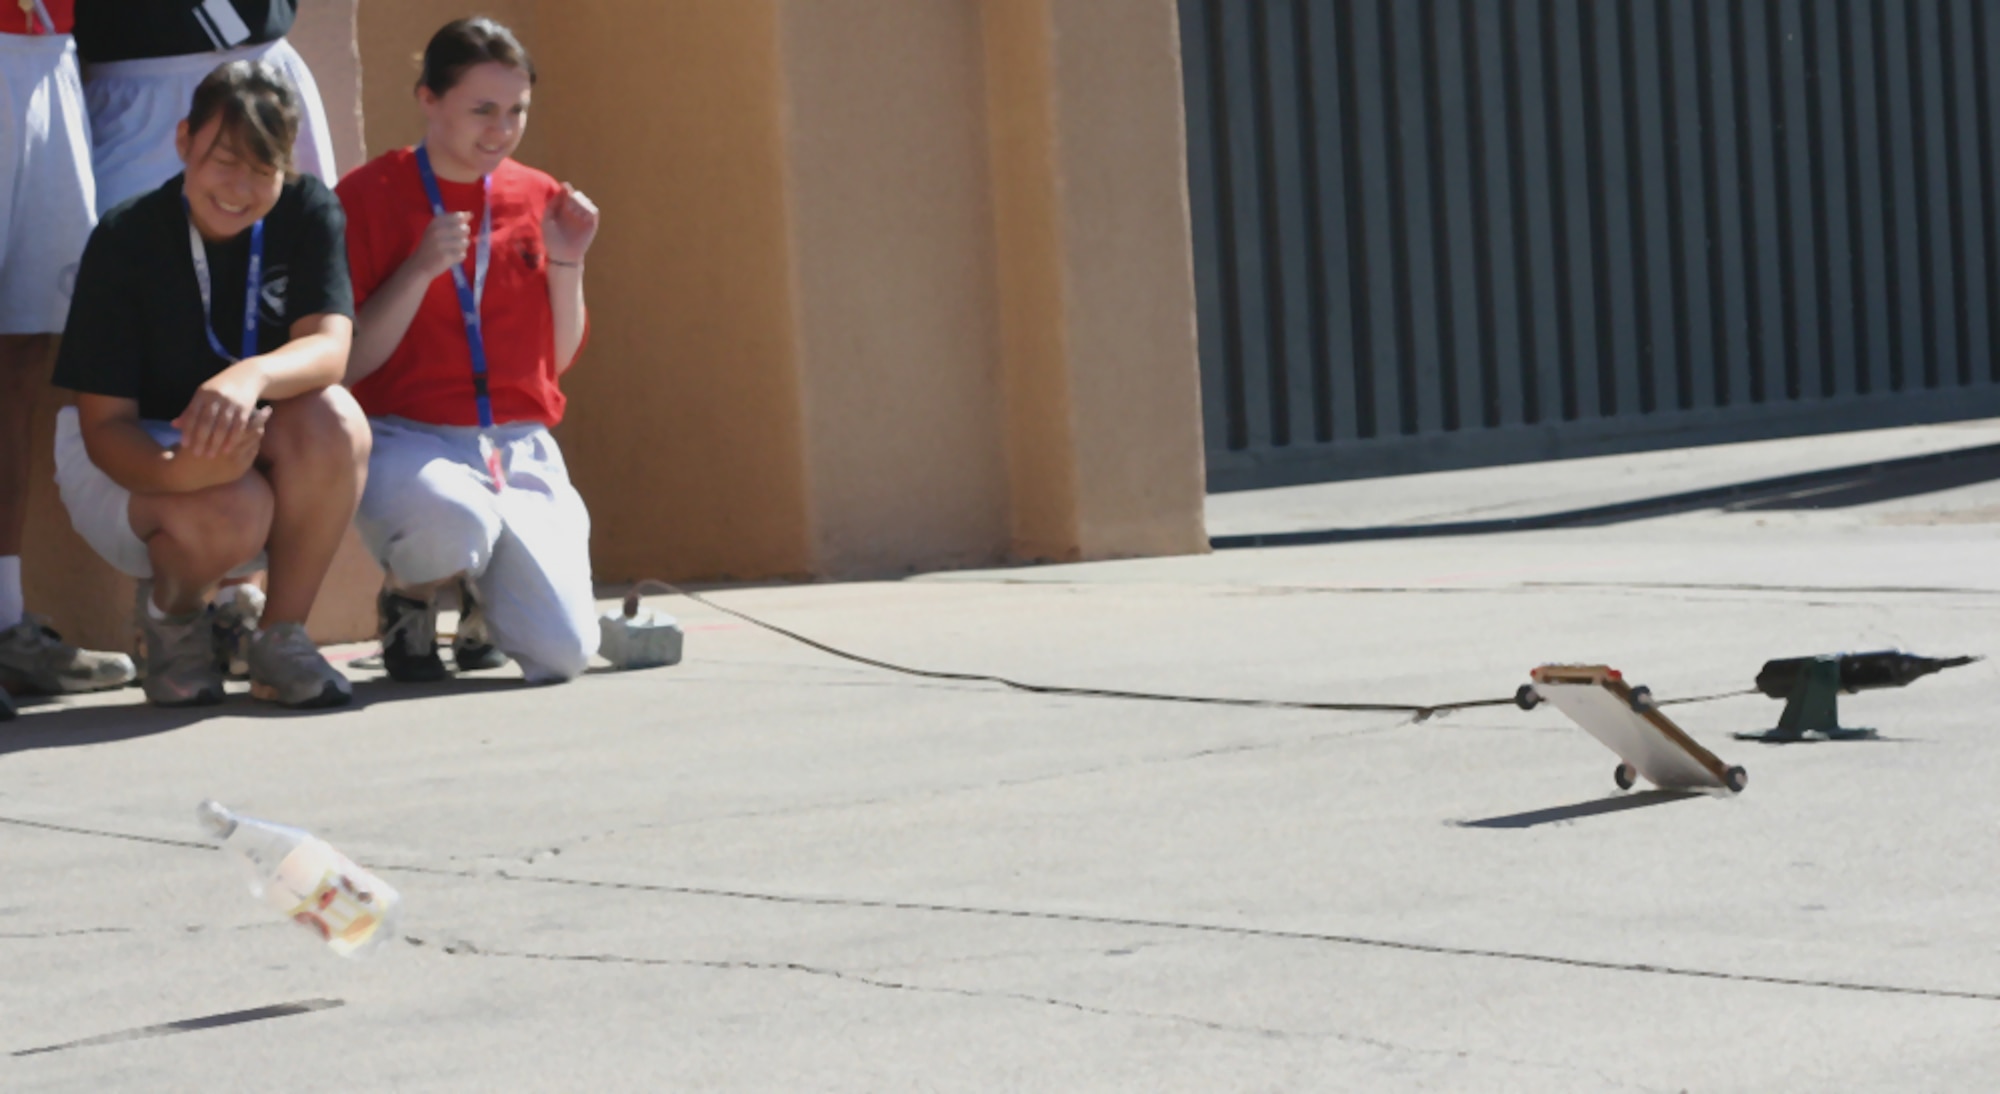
[414,145,495,429]
[29,0,54,33]
[185,198,265,364]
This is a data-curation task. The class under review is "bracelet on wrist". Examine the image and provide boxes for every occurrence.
[548,258,583,269]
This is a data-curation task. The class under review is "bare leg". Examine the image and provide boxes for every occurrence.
[130,473,276,614]
[0,335,140,696]
[0,335,55,561]
[257,387,370,626]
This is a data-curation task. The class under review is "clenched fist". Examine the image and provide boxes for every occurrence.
[410,211,474,281]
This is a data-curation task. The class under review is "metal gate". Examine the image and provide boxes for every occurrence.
[1182,0,2000,491]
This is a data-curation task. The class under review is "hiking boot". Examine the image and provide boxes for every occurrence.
[248,623,352,709]
[135,586,225,708]
[210,583,265,680]
[451,577,507,672]
[0,613,137,695]
[378,587,446,682]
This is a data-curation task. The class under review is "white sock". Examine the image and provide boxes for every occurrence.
[0,556,22,630]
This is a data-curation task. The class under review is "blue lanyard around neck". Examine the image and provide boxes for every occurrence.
[415,145,496,429]
[184,197,265,364]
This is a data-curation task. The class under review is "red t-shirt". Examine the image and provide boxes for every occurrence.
[337,148,572,427]
[5,0,72,34]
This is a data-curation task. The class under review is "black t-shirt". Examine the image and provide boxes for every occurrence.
[54,174,353,422]
[75,2,295,63]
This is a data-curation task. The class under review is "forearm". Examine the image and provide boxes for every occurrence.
[79,418,186,495]
[246,328,351,401]
[550,265,586,374]
[349,261,438,384]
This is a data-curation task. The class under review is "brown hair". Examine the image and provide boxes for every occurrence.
[418,17,537,96]
[187,60,301,174]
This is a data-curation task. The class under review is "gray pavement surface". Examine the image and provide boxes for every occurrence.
[6,420,2000,1091]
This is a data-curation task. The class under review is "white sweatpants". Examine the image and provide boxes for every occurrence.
[356,417,598,684]
[0,32,95,334]
[84,37,335,214]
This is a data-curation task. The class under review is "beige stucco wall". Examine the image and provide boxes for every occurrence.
[25,0,1206,650]
[777,1,1013,574]
[1042,0,1209,557]
[530,2,816,582]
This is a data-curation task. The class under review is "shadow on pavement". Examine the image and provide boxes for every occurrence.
[13,998,344,1058]
[1214,442,2000,548]
[0,678,526,756]
[1458,789,1705,829]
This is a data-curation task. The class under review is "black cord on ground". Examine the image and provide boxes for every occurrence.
[628,581,1758,723]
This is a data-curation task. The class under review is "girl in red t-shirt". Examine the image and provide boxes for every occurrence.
[337,17,601,685]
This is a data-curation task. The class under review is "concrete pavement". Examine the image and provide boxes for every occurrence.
[5,421,2000,1091]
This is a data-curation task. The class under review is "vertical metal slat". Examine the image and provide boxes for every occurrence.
[1942,0,1989,387]
[1255,1,1318,446]
[1665,0,1716,412]
[1433,0,1488,430]
[1473,0,1526,427]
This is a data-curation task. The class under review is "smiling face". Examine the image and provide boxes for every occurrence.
[176,116,286,241]
[419,61,533,182]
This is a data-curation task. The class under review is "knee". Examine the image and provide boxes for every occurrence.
[389,498,497,584]
[159,472,273,562]
[522,630,594,685]
[512,607,598,685]
[262,386,370,473]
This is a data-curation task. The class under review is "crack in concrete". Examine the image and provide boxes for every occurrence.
[850,940,1172,973]
[399,935,1676,1089]
[1523,580,2000,596]
[379,865,2000,1008]
[11,813,1995,1030]
[404,932,1316,1039]
[0,927,134,941]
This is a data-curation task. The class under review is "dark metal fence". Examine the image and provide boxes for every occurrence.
[1182,0,2000,491]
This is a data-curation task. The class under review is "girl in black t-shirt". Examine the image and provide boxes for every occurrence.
[51,60,368,709]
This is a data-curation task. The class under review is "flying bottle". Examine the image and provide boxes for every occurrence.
[197,800,401,957]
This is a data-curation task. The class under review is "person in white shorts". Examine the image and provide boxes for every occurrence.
[75,1,335,664]
[0,0,138,719]
[76,0,335,214]
[53,60,369,710]
[338,18,601,686]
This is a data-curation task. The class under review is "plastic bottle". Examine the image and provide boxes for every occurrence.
[196,800,401,957]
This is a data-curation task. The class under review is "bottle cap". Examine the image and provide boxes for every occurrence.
[196,799,237,840]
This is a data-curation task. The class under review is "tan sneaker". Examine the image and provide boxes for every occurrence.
[248,623,352,709]
[135,601,225,708]
[0,614,137,695]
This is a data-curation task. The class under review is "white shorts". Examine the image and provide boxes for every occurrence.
[0,33,96,335]
[52,406,267,580]
[357,417,598,684]
[84,37,335,214]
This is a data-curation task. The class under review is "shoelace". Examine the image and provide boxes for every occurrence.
[16,614,70,647]
[456,580,489,645]
[159,613,214,665]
